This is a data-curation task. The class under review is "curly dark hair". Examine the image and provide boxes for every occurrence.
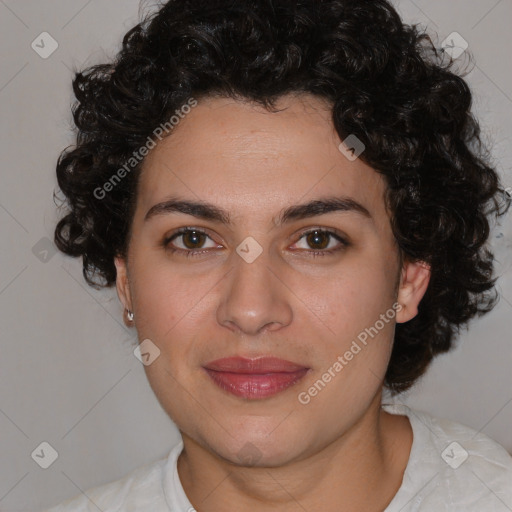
[54,0,511,393]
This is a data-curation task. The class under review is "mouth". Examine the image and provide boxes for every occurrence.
[202,356,310,400]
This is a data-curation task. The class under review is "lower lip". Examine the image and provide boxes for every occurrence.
[203,368,309,399]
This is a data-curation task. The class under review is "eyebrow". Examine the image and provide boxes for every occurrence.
[144,196,372,225]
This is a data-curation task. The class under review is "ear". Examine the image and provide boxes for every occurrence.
[395,258,431,323]
[114,256,133,315]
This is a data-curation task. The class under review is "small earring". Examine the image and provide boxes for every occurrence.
[126,309,134,322]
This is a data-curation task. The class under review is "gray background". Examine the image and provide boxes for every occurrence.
[0,0,511,510]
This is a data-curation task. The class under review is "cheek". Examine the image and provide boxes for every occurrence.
[303,257,395,340]
[128,257,225,390]
[129,258,207,340]
[295,253,398,391]
[130,262,209,399]
[299,277,397,411]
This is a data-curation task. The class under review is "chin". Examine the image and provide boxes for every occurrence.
[206,429,306,468]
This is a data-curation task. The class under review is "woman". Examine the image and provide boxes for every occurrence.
[46,0,512,510]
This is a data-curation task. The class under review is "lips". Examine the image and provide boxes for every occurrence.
[203,356,310,399]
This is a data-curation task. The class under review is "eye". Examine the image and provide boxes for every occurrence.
[162,227,348,259]
[163,228,220,256]
[290,228,348,256]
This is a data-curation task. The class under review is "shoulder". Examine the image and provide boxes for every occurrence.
[384,404,512,511]
[42,443,181,512]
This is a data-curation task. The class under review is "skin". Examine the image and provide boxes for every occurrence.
[115,93,431,511]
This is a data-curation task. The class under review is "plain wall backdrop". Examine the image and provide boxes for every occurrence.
[0,0,511,510]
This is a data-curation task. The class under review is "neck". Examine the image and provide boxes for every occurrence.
[177,393,412,512]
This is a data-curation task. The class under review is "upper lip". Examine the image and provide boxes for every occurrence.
[203,356,309,374]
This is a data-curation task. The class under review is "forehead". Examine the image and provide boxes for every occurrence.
[135,94,389,226]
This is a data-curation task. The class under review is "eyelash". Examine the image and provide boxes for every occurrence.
[163,227,349,258]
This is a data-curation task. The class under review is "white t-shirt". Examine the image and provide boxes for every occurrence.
[43,404,512,511]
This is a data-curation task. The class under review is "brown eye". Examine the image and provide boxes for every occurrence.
[290,228,348,256]
[181,230,207,249]
[305,230,330,250]
[164,228,219,254]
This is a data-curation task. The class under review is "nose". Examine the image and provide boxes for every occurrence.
[216,248,293,336]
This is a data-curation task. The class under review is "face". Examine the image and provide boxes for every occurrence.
[115,93,429,466]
